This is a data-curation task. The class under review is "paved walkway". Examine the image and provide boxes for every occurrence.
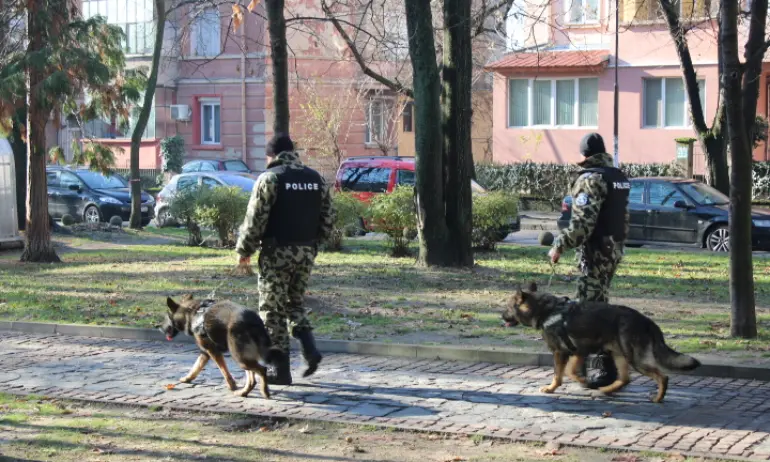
[2,331,770,461]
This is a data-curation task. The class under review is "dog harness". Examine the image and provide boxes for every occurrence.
[191,299,216,338]
[540,301,579,353]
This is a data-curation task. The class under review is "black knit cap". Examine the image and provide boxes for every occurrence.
[579,132,606,157]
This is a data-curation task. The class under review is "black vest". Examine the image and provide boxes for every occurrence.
[262,164,323,246]
[578,167,630,244]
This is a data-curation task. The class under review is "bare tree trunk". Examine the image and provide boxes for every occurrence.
[266,0,289,134]
[405,0,452,266]
[129,0,166,229]
[659,0,728,192]
[722,0,757,338]
[21,0,59,262]
[442,0,474,267]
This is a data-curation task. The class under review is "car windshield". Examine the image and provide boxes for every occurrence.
[76,171,127,189]
[679,182,729,205]
[220,174,256,192]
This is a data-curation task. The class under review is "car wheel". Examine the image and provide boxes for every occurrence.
[155,207,170,227]
[706,225,730,252]
[84,205,102,224]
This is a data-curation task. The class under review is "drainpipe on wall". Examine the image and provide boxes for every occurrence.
[240,4,248,167]
[613,0,619,167]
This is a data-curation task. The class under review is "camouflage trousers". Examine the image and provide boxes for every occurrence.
[575,242,624,303]
[258,245,317,353]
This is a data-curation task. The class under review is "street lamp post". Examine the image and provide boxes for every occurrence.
[613,0,620,167]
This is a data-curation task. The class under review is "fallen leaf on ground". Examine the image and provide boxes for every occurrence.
[540,449,563,456]
[352,445,366,453]
[443,458,465,462]
[345,436,354,443]
[611,456,642,462]
[258,426,270,432]
[164,384,176,390]
[297,425,311,434]
[602,411,612,417]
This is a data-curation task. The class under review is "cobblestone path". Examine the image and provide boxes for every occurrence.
[2,331,770,460]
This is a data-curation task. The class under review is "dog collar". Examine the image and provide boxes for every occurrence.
[191,299,216,337]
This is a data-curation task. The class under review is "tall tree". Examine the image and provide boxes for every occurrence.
[0,0,143,262]
[405,0,452,265]
[442,0,474,266]
[128,0,166,229]
[266,0,289,134]
[657,0,729,194]
[721,0,765,338]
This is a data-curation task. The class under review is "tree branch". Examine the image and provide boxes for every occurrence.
[320,0,414,98]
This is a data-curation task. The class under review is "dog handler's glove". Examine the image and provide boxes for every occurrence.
[548,247,561,264]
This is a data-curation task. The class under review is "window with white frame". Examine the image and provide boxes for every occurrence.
[565,0,599,24]
[191,8,221,57]
[200,98,221,145]
[643,77,705,128]
[507,78,599,128]
[82,0,155,55]
[365,98,394,144]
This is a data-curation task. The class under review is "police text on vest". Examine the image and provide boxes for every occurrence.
[286,183,319,191]
[613,182,631,189]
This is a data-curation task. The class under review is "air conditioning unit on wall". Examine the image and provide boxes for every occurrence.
[170,104,191,122]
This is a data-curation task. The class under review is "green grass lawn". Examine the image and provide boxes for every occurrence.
[1,229,770,363]
[0,393,729,462]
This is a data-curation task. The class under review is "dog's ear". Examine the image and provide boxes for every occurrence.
[527,281,538,293]
[167,297,180,313]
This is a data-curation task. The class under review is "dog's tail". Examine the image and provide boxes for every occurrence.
[652,329,700,371]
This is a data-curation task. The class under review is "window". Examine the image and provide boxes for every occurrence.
[629,181,645,204]
[200,99,221,145]
[366,98,394,144]
[224,160,250,172]
[76,171,126,189]
[201,177,221,188]
[82,0,155,54]
[565,0,599,24]
[177,175,199,190]
[60,172,83,189]
[507,78,599,127]
[181,161,201,173]
[648,182,687,207]
[199,161,217,171]
[82,93,155,140]
[402,103,413,133]
[191,8,221,56]
[635,0,717,22]
[679,182,729,205]
[643,78,705,128]
[340,167,392,193]
[397,169,415,186]
[46,172,59,187]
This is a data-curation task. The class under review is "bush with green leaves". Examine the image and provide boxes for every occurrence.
[61,214,75,226]
[161,135,185,174]
[326,192,364,251]
[109,216,123,228]
[472,191,518,251]
[364,185,416,257]
[194,186,250,248]
[168,186,204,246]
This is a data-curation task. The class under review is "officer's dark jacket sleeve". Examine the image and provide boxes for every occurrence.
[553,172,607,252]
[317,178,334,243]
[236,171,279,258]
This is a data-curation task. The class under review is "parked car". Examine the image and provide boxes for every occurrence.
[334,156,520,239]
[46,166,155,226]
[154,171,257,227]
[181,159,253,174]
[557,176,770,252]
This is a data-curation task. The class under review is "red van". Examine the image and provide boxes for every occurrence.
[334,156,519,238]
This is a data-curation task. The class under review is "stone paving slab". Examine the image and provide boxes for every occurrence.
[2,331,770,461]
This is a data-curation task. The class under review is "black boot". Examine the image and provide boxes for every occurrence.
[585,352,617,390]
[266,353,292,386]
[293,327,322,377]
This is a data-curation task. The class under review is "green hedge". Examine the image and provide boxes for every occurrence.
[476,161,770,204]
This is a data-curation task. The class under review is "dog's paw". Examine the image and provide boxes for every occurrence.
[234,389,250,398]
[225,381,239,391]
[179,376,193,383]
[539,386,556,394]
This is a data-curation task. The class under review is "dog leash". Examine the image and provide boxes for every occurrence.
[547,260,556,289]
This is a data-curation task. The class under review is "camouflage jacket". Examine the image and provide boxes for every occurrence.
[553,152,630,252]
[235,151,334,258]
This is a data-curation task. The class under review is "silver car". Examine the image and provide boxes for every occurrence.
[154,171,257,227]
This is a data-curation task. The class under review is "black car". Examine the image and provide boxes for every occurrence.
[46,166,155,226]
[557,177,770,252]
[181,159,252,174]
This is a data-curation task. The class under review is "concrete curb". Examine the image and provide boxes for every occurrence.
[2,320,769,382]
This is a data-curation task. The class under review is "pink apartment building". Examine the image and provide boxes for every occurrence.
[54,1,407,174]
[488,0,769,169]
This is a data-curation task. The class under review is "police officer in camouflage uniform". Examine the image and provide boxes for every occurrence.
[235,133,334,385]
[548,133,630,389]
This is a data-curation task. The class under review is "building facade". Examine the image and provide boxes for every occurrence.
[488,0,769,169]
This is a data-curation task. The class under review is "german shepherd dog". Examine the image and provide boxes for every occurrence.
[501,282,700,403]
[160,295,284,399]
